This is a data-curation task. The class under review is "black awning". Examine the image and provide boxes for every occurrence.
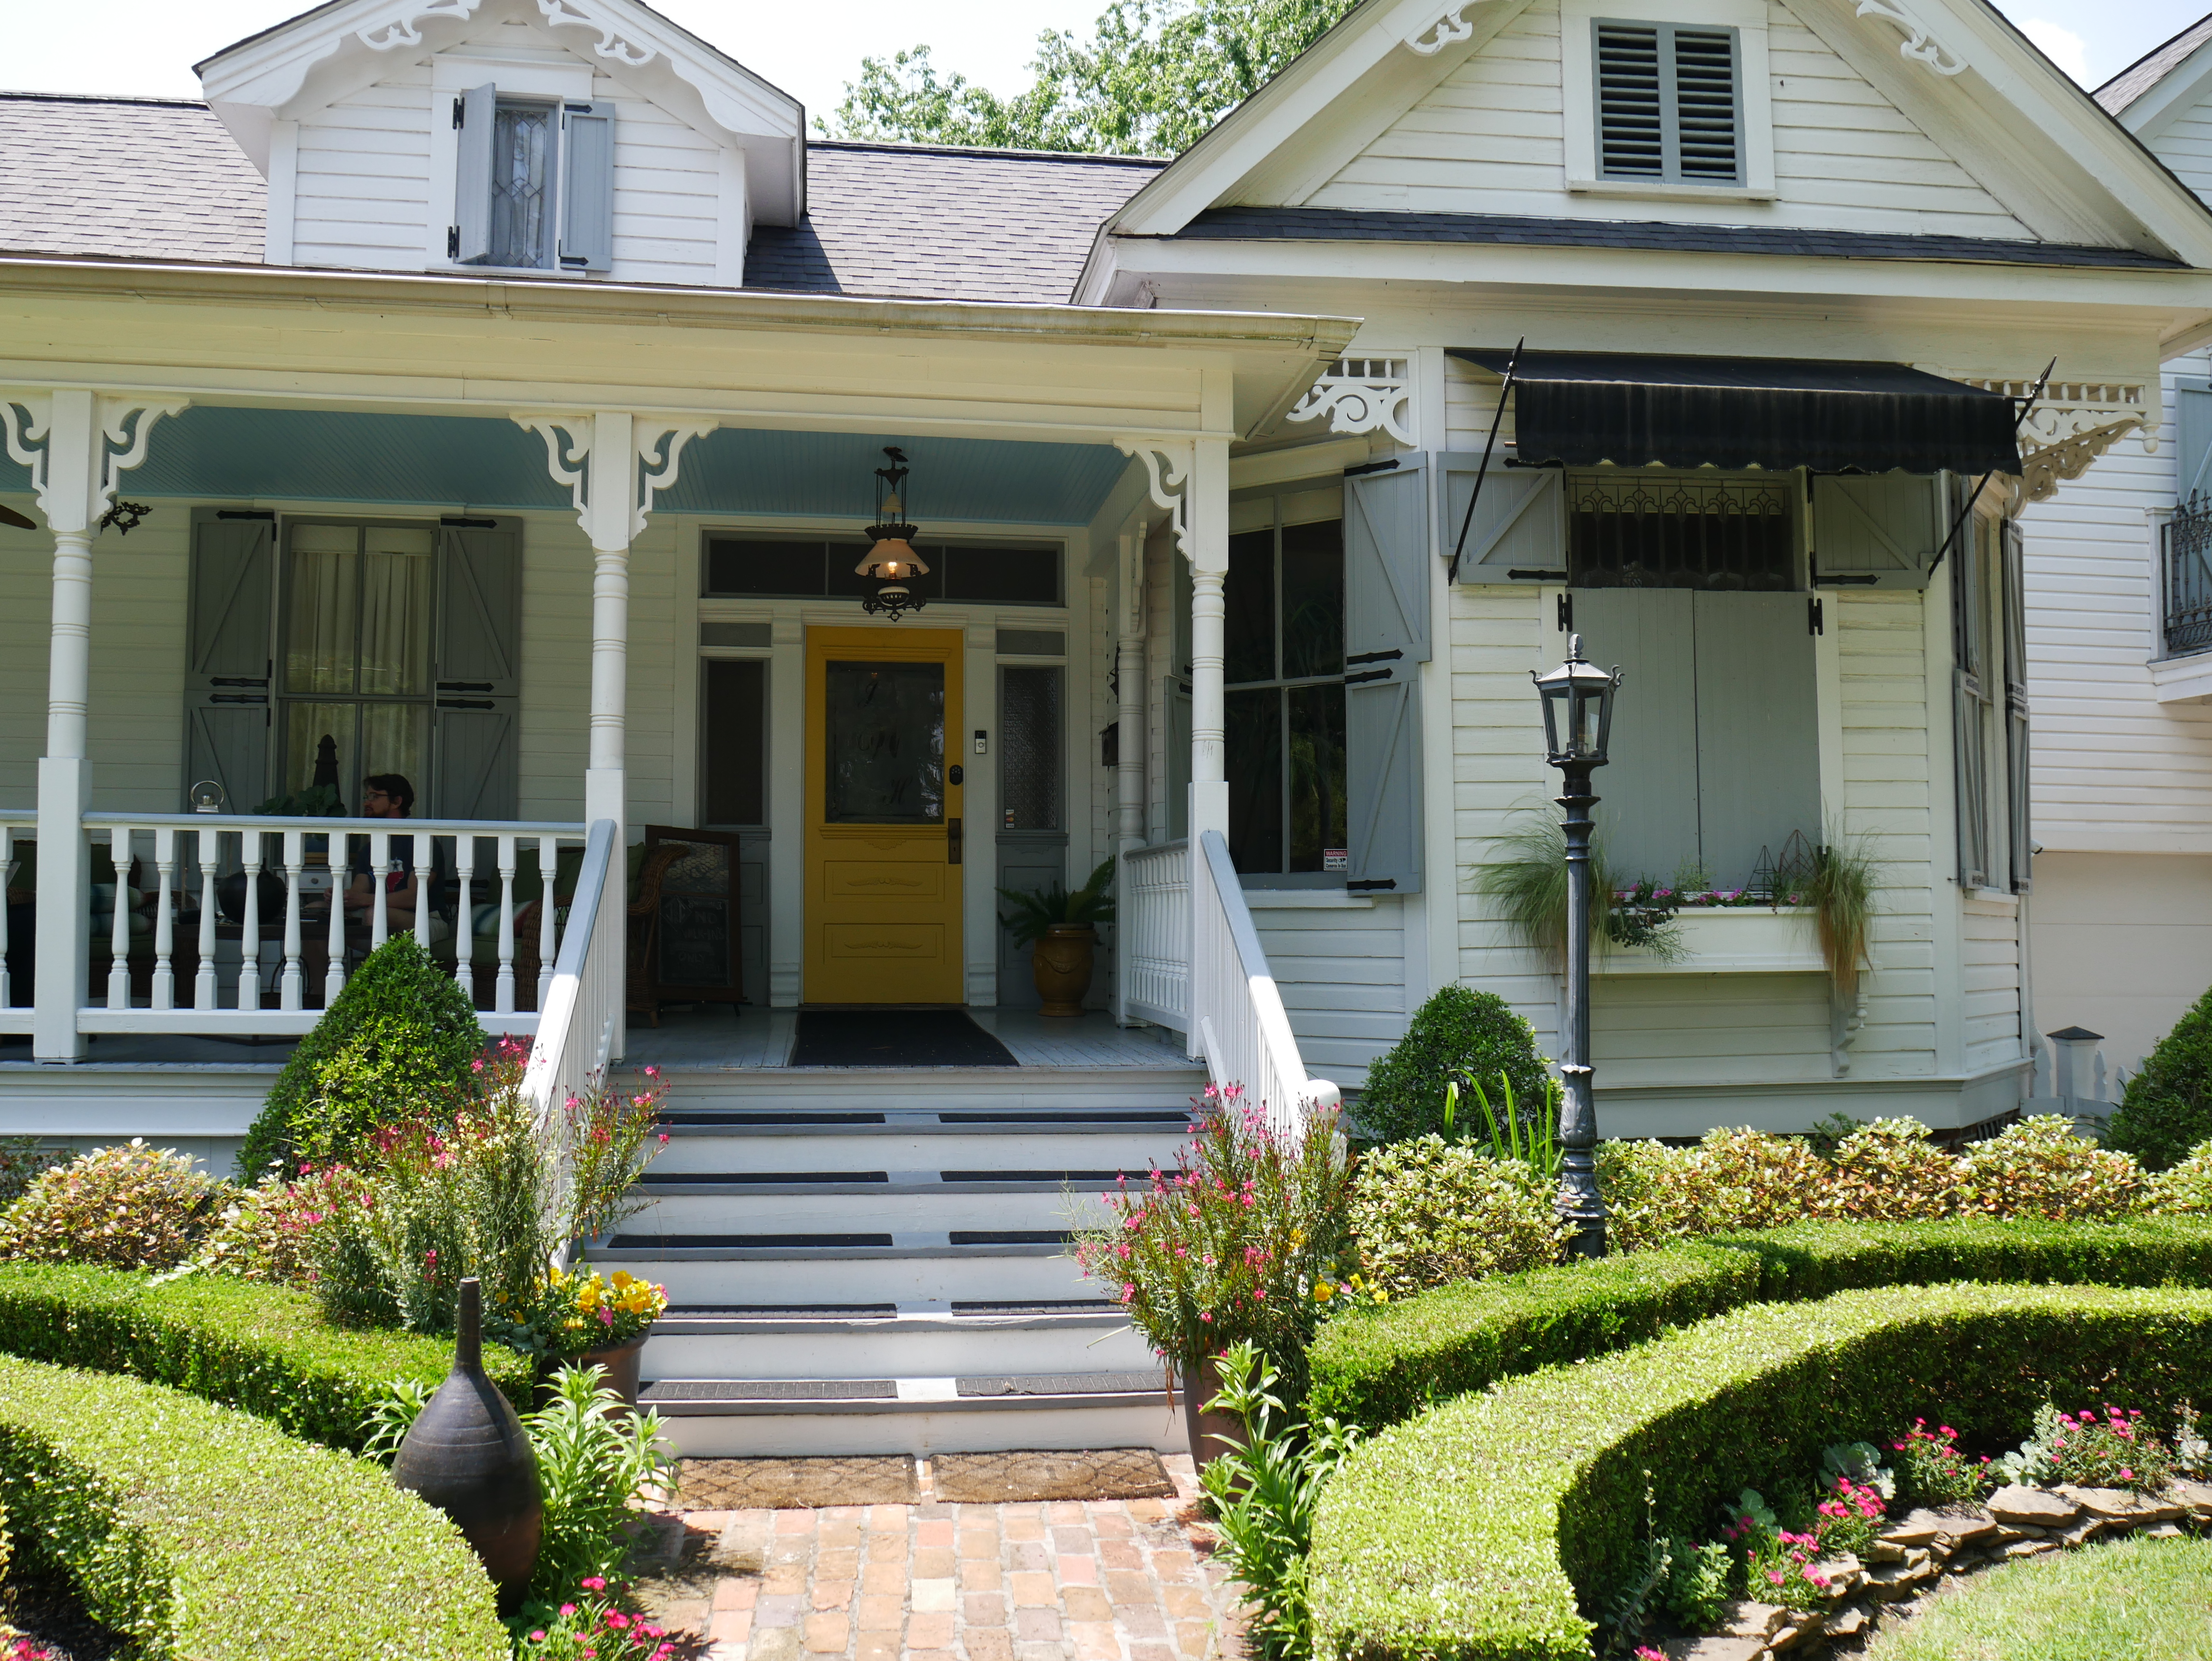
[1446,349,2020,475]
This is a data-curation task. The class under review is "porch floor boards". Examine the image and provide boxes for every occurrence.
[619,1006,1195,1073]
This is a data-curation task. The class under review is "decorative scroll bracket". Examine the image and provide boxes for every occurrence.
[1404,2,1479,53]
[536,0,657,66]
[359,0,483,51]
[1114,438,1194,565]
[1968,377,2155,505]
[1287,357,1415,447]
[1854,0,1966,77]
[631,421,717,541]
[514,411,596,532]
[516,411,716,544]
[0,392,188,530]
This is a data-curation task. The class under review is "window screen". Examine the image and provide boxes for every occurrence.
[1567,473,1795,591]
[701,658,766,826]
[1595,21,1741,185]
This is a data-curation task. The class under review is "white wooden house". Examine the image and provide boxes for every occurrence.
[2,0,2210,1452]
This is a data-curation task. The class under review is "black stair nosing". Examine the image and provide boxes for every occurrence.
[663,1303,900,1319]
[609,1231,895,1249]
[935,1110,1193,1124]
[640,1378,897,1402]
[592,1239,1070,1261]
[658,1112,888,1126]
[938,1170,1153,1184]
[949,1299,1122,1316]
[955,1370,1165,1397]
[644,1171,890,1186]
[948,1230,1072,1246]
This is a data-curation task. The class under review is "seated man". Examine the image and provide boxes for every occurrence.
[343,774,444,936]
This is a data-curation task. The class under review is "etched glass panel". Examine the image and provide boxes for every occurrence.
[824,660,945,824]
[1000,664,1061,831]
[489,103,554,269]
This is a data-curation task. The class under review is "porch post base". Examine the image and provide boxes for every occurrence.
[32,756,90,1062]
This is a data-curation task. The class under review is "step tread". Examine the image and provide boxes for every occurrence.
[642,1370,1164,1405]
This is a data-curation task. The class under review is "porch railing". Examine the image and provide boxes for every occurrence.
[0,812,33,1035]
[2165,491,2212,657]
[1191,829,1340,1134]
[1119,840,1191,1030]
[10,812,592,1038]
[521,818,622,1126]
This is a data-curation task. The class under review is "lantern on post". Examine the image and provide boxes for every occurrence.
[1529,633,1620,1260]
[856,446,928,620]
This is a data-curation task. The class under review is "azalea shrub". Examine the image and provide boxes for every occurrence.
[513,1582,677,1661]
[1998,1402,2175,1493]
[0,1139,227,1272]
[1347,1135,1561,1297]
[189,1162,369,1287]
[1070,1084,1357,1399]
[1891,1418,1993,1506]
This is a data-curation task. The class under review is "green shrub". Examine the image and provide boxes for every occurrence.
[237,935,486,1182]
[1356,987,1549,1147]
[2153,1140,2212,1213]
[0,1140,229,1272]
[1350,1136,1564,1298]
[1957,1114,2149,1220]
[1864,1532,2212,1661]
[0,1261,530,1451]
[2110,985,2212,1172]
[1593,1129,1830,1251]
[0,1353,506,1661]
[1305,1216,2212,1431]
[1818,1116,1964,1219]
[1308,1282,2212,1661]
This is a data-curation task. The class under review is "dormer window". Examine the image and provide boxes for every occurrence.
[1594,20,1742,185]
[449,84,614,273]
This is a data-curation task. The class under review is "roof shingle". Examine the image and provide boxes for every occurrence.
[2097,13,2212,116]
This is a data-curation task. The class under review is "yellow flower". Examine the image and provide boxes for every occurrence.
[1315,1281,1334,1302]
[1373,1288,1390,1304]
[1290,1229,1306,1248]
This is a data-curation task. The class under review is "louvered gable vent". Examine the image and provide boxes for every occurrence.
[1596,20,1742,185]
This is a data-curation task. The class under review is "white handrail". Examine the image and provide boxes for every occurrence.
[1119,839,1192,1031]
[521,817,622,1129]
[1192,829,1340,1135]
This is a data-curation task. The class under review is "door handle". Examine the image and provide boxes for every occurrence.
[947,817,962,865]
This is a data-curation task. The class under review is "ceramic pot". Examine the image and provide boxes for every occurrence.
[391,1279,542,1609]
[216,869,287,926]
[575,1329,649,1412]
[1032,923,1096,1017]
[1176,1350,1243,1473]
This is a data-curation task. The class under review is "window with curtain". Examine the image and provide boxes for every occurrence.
[1953,514,2026,892]
[1224,490,1346,876]
[489,101,555,270]
[281,522,436,809]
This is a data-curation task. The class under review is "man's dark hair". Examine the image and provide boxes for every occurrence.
[362,774,415,815]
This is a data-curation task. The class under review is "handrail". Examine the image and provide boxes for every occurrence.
[521,817,621,1130]
[1193,828,1340,1135]
[83,811,588,835]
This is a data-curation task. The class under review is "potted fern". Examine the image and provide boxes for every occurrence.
[998,857,1116,1016]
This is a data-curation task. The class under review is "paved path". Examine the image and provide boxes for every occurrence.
[636,1455,1244,1661]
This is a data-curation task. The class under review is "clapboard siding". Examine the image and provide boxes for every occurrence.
[2156,109,2212,198]
[605,82,723,285]
[2016,356,2212,850]
[1962,900,2023,1073]
[1305,0,2028,239]
[1253,901,1408,1088]
[1591,975,1833,1086]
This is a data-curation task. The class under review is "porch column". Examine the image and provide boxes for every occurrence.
[1112,523,1148,1026]
[0,389,186,1060]
[1186,437,1231,843]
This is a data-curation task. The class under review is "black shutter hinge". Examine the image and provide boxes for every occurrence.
[447,226,460,260]
[1346,878,1396,892]
[1345,649,1402,667]
[1557,592,1573,632]
[440,515,497,528]
[1342,459,1400,477]
[453,96,465,128]
[1343,668,1396,686]
[1809,597,1824,637]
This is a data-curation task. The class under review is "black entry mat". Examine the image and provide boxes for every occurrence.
[790,1009,1017,1068]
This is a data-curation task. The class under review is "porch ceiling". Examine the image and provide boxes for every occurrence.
[0,407,1132,527]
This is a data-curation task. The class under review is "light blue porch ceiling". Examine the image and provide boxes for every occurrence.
[0,408,1132,527]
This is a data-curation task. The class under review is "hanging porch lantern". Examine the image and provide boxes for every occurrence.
[856,446,928,620]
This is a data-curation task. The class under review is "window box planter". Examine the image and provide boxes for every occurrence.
[1594,905,1826,975]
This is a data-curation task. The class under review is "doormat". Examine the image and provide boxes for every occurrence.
[931,1449,1175,1503]
[675,1455,919,1511]
[790,1009,1017,1068]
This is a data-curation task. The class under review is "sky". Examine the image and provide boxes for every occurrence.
[5,0,2211,121]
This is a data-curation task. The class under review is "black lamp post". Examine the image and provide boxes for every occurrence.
[1530,633,1620,1260]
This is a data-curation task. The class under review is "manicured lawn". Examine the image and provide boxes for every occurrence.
[1867,1533,2212,1661]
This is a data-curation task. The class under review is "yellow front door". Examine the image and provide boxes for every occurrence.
[803,627,965,1004]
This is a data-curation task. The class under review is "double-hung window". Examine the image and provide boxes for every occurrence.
[1593,19,1743,185]
[450,85,615,272]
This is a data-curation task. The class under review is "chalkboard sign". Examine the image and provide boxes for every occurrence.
[643,826,744,1003]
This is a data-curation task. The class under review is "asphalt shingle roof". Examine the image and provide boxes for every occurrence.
[1164,206,2184,269]
[2097,13,2212,116]
[744,141,1161,303]
[0,92,266,265]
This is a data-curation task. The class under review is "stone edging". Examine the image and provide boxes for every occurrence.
[1660,1476,2212,1661]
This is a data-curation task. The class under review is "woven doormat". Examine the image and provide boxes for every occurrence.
[932,1448,1174,1503]
[677,1455,918,1510]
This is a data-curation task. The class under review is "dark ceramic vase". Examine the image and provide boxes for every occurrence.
[577,1330,649,1413]
[391,1279,543,1608]
[1177,1350,1243,1472]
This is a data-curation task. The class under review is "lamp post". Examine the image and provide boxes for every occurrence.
[1531,633,1620,1260]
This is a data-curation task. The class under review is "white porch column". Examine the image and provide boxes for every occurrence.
[1186,437,1231,842]
[1112,523,1148,1027]
[1,389,184,1061]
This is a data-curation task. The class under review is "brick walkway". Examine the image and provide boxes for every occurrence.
[636,1456,1243,1661]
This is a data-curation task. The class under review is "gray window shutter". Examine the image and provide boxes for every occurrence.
[184,510,273,813]
[432,518,521,820]
[2179,379,2212,504]
[1573,588,1698,883]
[1690,592,1819,889]
[451,82,496,265]
[1343,458,1428,893]
[1952,531,1989,890]
[559,104,616,273]
[2003,519,2032,894]
[1437,455,1564,580]
[1810,474,1939,589]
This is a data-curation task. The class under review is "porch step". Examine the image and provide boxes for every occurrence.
[602,1062,1197,1456]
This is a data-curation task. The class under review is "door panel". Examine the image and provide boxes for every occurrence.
[803,627,964,1004]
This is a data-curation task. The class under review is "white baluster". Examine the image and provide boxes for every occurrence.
[195,830,219,1010]
[453,833,476,996]
[151,827,174,1011]
[537,834,558,1010]
[0,825,11,1013]
[413,833,434,952]
[105,825,132,1010]
[326,830,348,1005]
[280,828,304,1011]
[238,830,263,1012]
[370,830,390,948]
[496,834,517,1015]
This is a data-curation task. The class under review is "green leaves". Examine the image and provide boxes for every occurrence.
[996,857,1117,947]
[824,0,1358,158]
[520,1365,681,1608]
[1356,985,1551,1148]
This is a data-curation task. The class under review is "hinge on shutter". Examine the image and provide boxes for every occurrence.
[440,515,497,528]
[1809,597,1824,637]
[1343,668,1396,686]
[1347,879,1396,892]
[1557,593,1573,633]
[447,226,460,260]
[1345,650,1402,667]
[1342,459,1400,477]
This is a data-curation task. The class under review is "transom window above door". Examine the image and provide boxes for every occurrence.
[1566,472,1799,591]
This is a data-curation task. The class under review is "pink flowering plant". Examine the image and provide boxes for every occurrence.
[1998,1402,2177,1493]
[512,1579,678,1661]
[1891,1418,1994,1506]
[1070,1084,1356,1395]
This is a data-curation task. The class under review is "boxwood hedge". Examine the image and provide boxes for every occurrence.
[0,1262,532,1451]
[0,1354,508,1660]
[1309,1281,2212,1661]
[1306,1216,2212,1428]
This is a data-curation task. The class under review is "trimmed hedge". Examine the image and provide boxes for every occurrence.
[1305,1216,2212,1429]
[0,1262,532,1452]
[0,1354,507,1660]
[1309,1281,2212,1661]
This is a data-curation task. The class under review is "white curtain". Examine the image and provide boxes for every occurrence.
[286,526,357,694]
[360,530,434,696]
